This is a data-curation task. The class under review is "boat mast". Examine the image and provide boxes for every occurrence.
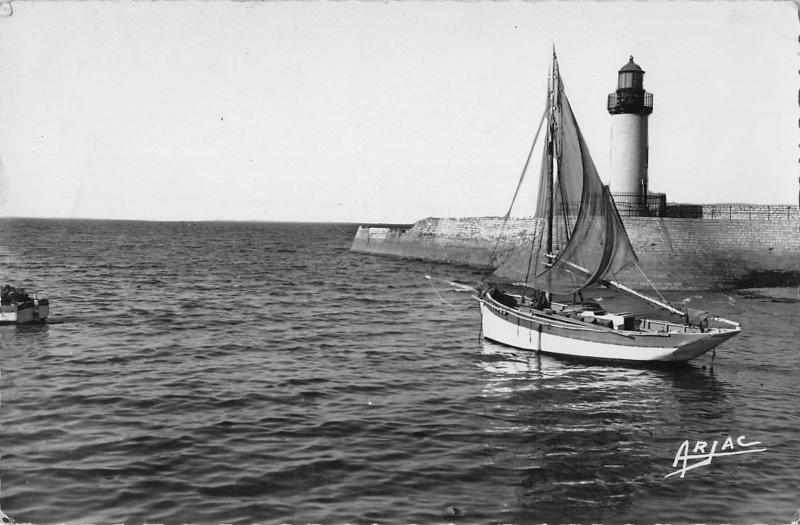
[541,53,559,301]
[545,54,556,260]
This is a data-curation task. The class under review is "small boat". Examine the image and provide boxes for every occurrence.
[0,285,49,325]
[476,52,740,363]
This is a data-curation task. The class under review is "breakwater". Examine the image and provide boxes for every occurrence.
[351,204,800,290]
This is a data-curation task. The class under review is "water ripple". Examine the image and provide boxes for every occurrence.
[0,219,797,524]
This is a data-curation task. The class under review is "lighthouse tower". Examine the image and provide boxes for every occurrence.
[607,56,653,216]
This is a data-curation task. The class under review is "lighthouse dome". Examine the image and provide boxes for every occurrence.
[619,56,643,73]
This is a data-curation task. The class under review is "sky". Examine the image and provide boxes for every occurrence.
[0,1,796,222]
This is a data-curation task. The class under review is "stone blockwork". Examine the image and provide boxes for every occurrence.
[664,203,799,220]
[351,207,800,290]
[352,217,539,270]
[616,217,800,289]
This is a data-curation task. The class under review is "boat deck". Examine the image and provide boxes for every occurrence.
[496,291,718,337]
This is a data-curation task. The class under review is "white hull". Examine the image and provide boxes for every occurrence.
[478,298,739,363]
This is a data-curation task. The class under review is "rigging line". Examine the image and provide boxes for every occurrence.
[425,278,457,308]
[557,180,571,241]
[553,127,572,244]
[526,73,557,292]
[553,73,572,244]
[503,106,548,221]
[524,126,551,289]
[523,214,545,288]
[487,104,548,271]
[633,260,669,304]
[424,275,473,309]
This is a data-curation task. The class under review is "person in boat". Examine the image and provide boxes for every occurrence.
[529,288,550,310]
[1,284,15,305]
[1,285,31,305]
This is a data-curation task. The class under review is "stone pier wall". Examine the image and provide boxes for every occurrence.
[351,206,800,290]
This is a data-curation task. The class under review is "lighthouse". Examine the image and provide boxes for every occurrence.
[607,56,653,216]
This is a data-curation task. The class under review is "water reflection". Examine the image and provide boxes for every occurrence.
[0,324,50,352]
[474,340,729,521]
[478,340,725,397]
[477,341,543,383]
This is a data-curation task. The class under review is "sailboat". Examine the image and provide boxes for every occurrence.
[476,53,740,363]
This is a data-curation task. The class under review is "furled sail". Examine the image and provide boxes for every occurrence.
[493,56,638,295]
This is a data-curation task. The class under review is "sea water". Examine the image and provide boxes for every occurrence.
[0,219,798,524]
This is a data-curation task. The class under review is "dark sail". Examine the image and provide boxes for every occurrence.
[493,57,638,294]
